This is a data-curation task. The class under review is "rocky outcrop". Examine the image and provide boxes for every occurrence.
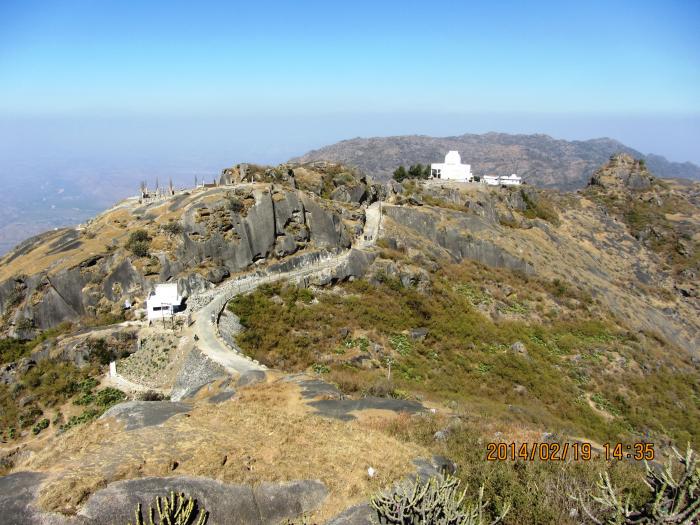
[300,194,351,249]
[590,153,654,190]
[0,184,359,334]
[383,205,534,274]
[0,472,328,525]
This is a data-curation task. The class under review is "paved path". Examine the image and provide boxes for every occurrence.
[187,200,382,376]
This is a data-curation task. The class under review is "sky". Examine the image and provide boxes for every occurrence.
[0,0,699,180]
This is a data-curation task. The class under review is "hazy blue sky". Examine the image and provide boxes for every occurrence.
[0,0,699,165]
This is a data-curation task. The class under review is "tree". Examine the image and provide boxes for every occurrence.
[393,165,408,182]
[408,163,426,179]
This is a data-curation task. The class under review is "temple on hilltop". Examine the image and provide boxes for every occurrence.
[430,151,473,182]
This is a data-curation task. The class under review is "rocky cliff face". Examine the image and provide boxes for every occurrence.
[376,177,699,356]
[291,133,700,188]
[0,169,372,337]
[586,154,700,302]
[589,153,655,190]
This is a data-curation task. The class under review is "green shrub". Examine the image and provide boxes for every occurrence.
[129,240,151,257]
[126,229,151,257]
[161,222,183,236]
[389,334,412,356]
[31,418,49,435]
[574,444,699,524]
[371,475,510,525]
[393,166,408,182]
[127,491,208,525]
[226,195,244,213]
[95,387,126,407]
[89,338,117,365]
[312,363,330,374]
[60,408,101,431]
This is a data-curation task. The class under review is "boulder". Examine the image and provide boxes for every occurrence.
[409,327,429,341]
[510,341,528,356]
[206,266,230,285]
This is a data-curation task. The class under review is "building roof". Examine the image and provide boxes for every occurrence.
[149,283,182,305]
[444,151,462,165]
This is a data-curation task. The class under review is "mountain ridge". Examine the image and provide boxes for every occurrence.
[291,132,700,188]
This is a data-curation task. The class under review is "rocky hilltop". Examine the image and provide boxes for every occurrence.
[0,163,377,338]
[0,156,699,525]
[292,132,700,188]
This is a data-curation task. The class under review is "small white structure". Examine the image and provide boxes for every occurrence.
[430,151,473,182]
[500,174,522,186]
[146,283,183,321]
[483,174,522,186]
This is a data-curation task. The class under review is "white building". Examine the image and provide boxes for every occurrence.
[483,174,522,186]
[146,283,183,321]
[430,151,473,182]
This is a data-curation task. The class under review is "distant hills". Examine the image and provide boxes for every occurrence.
[291,132,700,189]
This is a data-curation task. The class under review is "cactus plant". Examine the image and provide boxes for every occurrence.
[127,491,208,525]
[370,475,509,525]
[574,444,700,524]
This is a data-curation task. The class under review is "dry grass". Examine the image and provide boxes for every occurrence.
[18,379,427,521]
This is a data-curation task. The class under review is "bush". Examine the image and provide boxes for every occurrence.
[408,163,431,180]
[60,408,101,431]
[94,387,126,407]
[128,230,150,243]
[161,222,183,236]
[574,444,699,524]
[31,418,49,435]
[88,338,116,365]
[129,240,151,257]
[138,390,169,401]
[0,338,31,363]
[128,491,208,525]
[126,229,151,257]
[393,166,408,182]
[226,194,244,213]
[371,475,510,525]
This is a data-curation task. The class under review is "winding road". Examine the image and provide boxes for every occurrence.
[186,201,382,376]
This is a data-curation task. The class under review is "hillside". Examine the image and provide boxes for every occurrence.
[291,133,700,188]
[0,158,698,524]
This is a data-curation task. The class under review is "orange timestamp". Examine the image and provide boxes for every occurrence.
[486,442,594,461]
[486,442,656,461]
[603,442,655,461]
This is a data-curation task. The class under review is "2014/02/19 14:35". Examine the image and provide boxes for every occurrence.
[486,442,656,461]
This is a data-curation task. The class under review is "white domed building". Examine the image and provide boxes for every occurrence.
[430,151,473,182]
